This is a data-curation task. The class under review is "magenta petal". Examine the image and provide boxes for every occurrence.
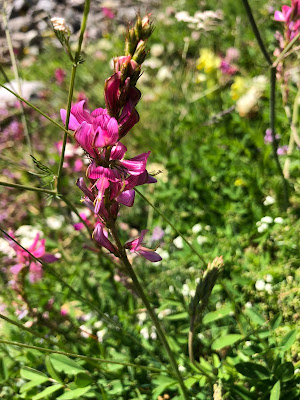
[71,100,93,124]
[121,151,150,175]
[138,248,162,262]
[87,163,120,181]
[110,142,127,160]
[274,11,285,21]
[93,224,116,254]
[116,189,135,207]
[106,117,119,143]
[29,263,43,283]
[27,233,40,253]
[32,239,45,258]
[74,122,97,158]
[41,254,58,263]
[60,109,80,130]
[91,107,106,117]
[10,263,24,275]
[104,72,121,116]
[94,177,110,213]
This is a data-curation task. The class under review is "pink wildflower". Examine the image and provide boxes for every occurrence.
[102,7,115,19]
[125,230,162,262]
[55,68,66,85]
[274,0,300,41]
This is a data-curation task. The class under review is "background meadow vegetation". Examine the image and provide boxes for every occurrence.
[0,0,299,398]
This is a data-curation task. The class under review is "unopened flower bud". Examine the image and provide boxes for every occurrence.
[51,17,71,36]
[134,14,143,38]
[125,28,138,56]
[141,14,153,39]
[132,40,147,64]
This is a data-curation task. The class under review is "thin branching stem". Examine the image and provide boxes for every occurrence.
[109,221,189,399]
[57,0,90,193]
[0,181,57,195]
[0,340,164,373]
[0,84,70,135]
[241,0,290,209]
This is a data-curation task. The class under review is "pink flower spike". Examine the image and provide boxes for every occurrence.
[125,230,162,262]
[93,224,116,254]
[104,72,122,117]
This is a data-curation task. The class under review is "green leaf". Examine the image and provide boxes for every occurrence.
[165,312,188,321]
[32,384,63,400]
[270,381,280,400]
[0,358,8,382]
[202,303,233,324]
[57,386,92,399]
[275,362,294,382]
[50,354,85,375]
[152,376,177,398]
[20,379,46,393]
[245,308,265,325]
[75,373,93,388]
[270,314,282,330]
[235,362,270,380]
[20,367,48,382]
[280,330,297,351]
[45,355,63,384]
[211,334,242,350]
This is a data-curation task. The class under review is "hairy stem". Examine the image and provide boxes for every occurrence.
[57,0,90,193]
[0,181,56,195]
[110,221,189,399]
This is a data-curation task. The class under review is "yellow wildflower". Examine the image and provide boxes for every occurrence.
[196,48,221,74]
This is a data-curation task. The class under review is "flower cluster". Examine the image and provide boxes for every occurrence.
[274,0,300,42]
[61,15,161,262]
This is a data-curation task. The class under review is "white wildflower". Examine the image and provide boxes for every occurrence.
[255,279,265,291]
[245,302,252,308]
[261,216,273,224]
[173,236,184,249]
[169,285,174,293]
[158,309,172,319]
[274,217,284,224]
[150,327,157,340]
[140,327,149,340]
[263,195,275,206]
[182,283,190,296]
[178,365,186,372]
[197,235,208,245]
[96,329,107,342]
[0,238,16,258]
[265,274,273,283]
[46,215,64,230]
[137,312,147,325]
[257,223,268,233]
[157,66,172,81]
[265,283,273,294]
[192,223,202,234]
[15,225,43,239]
[79,325,92,338]
[150,43,164,57]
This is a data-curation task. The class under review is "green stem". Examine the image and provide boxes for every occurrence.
[110,222,189,399]
[0,313,58,346]
[270,68,289,210]
[0,340,163,373]
[241,0,272,66]
[0,181,57,195]
[2,3,32,158]
[241,0,289,209]
[273,31,300,67]
[135,188,206,265]
[0,83,70,135]
[57,0,90,194]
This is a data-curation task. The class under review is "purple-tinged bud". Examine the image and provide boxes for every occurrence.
[141,14,153,40]
[93,224,117,255]
[76,178,95,202]
[104,72,121,117]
